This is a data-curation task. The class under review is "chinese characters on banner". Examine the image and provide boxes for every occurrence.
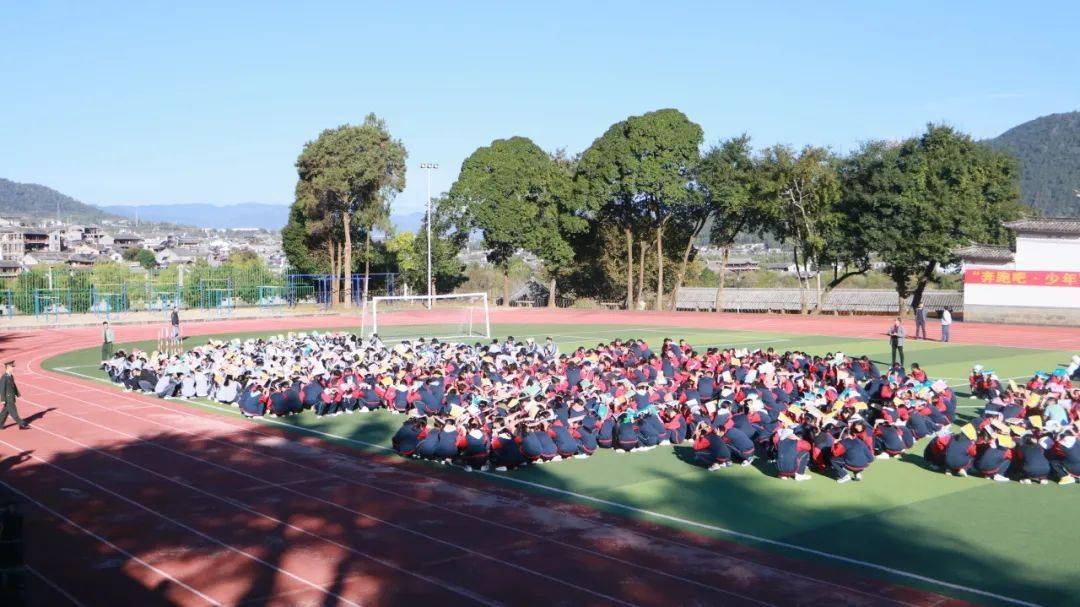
[963,269,1080,287]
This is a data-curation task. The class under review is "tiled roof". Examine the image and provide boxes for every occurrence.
[953,243,1014,262]
[1003,218,1080,236]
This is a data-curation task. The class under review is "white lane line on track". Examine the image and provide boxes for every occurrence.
[40,366,1042,607]
[16,387,792,607]
[9,399,626,607]
[21,367,922,607]
[0,436,366,607]
[0,476,223,606]
[26,564,90,607]
[30,329,1048,607]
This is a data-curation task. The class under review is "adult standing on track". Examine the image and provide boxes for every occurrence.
[888,317,906,368]
[0,360,29,430]
[914,304,927,340]
[940,307,952,343]
[101,320,115,363]
[170,305,181,344]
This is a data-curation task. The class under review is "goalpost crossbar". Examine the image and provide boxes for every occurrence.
[362,292,490,341]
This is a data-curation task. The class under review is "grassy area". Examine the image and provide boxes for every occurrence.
[43,323,1079,606]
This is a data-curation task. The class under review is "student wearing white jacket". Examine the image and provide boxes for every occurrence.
[940,308,953,342]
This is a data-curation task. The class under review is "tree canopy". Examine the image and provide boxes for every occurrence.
[292,114,406,306]
[280,110,1027,315]
[574,109,703,309]
[850,124,1024,309]
[449,136,584,305]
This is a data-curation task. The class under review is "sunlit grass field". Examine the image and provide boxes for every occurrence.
[44,322,1079,606]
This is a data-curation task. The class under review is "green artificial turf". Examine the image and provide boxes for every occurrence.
[43,322,1080,606]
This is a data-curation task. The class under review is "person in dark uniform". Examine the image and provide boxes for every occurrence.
[0,360,30,430]
[887,318,906,368]
[170,306,181,343]
[914,305,927,340]
[101,321,115,363]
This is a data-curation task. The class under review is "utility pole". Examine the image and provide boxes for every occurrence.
[420,163,438,308]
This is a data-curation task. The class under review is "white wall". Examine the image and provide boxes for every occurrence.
[1015,234,1080,271]
[965,283,1080,308]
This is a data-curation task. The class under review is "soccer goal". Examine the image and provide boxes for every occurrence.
[91,284,129,321]
[33,289,71,324]
[361,292,490,341]
[0,289,14,320]
[257,285,293,315]
[200,279,234,316]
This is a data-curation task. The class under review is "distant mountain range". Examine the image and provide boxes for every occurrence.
[104,204,427,232]
[7,110,1076,229]
[102,203,290,230]
[0,177,123,223]
[0,177,427,231]
[985,111,1080,217]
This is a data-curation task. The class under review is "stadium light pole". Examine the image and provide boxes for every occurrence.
[420,162,438,309]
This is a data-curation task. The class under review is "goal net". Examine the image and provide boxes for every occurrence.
[361,292,490,341]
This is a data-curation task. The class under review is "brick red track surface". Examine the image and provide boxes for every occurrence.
[4,309,1066,606]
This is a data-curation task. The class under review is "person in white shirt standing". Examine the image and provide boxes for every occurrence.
[940,307,953,342]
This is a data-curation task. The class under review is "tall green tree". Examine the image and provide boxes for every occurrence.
[411,193,469,294]
[286,177,346,303]
[281,201,323,274]
[575,109,703,310]
[854,125,1025,311]
[695,135,759,310]
[449,136,581,306]
[757,145,842,313]
[122,247,158,270]
[293,114,407,307]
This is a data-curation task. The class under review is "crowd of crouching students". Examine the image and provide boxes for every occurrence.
[101,332,1080,485]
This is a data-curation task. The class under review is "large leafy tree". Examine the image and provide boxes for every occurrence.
[695,135,759,310]
[409,193,468,294]
[449,136,584,306]
[855,125,1025,311]
[757,145,842,313]
[576,109,702,310]
[285,177,347,303]
[281,201,323,274]
[293,114,407,307]
[122,247,158,270]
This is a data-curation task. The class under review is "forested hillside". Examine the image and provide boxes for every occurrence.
[985,111,1080,217]
[0,178,121,223]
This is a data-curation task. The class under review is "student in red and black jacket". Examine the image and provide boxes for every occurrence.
[923,428,952,470]
[392,416,427,457]
[775,427,813,480]
[693,422,731,471]
[830,421,874,483]
[490,425,527,471]
[974,434,1012,481]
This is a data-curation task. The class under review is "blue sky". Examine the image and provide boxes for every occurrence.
[2,1,1077,215]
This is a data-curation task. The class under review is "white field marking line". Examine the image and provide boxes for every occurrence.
[27,405,758,607]
[13,397,628,607]
[35,342,1041,606]
[26,564,89,607]
[37,372,1037,607]
[8,414,501,607]
[19,387,796,607]
[0,476,223,606]
[23,374,917,607]
[0,435,366,607]
[235,476,337,492]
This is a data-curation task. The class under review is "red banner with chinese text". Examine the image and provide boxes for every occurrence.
[963,269,1080,287]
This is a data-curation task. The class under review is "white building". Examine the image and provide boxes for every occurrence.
[956,218,1080,325]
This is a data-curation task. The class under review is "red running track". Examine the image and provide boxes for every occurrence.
[0,311,1045,606]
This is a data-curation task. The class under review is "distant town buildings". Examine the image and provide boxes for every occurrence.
[0,216,286,276]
